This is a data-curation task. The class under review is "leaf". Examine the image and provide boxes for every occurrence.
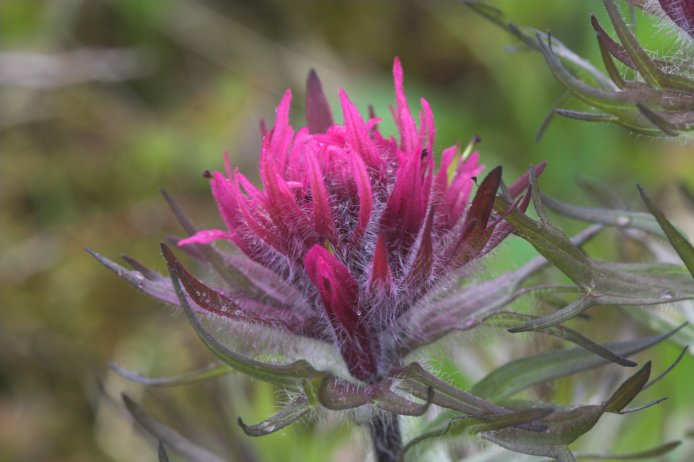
[463,1,614,90]
[470,325,683,401]
[122,394,225,462]
[109,362,232,387]
[399,407,553,461]
[574,441,681,459]
[238,396,311,436]
[495,179,694,330]
[408,224,604,355]
[375,388,433,416]
[482,405,600,460]
[87,248,180,306]
[396,363,544,433]
[638,185,694,279]
[482,312,636,366]
[484,364,651,461]
[314,376,432,416]
[541,193,665,237]
[604,361,651,413]
[161,243,322,385]
[602,0,694,92]
[316,378,373,410]
[168,246,310,333]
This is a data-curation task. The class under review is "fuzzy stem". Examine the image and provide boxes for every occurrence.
[369,412,402,462]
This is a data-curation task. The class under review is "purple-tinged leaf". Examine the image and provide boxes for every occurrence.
[238,396,311,436]
[591,15,637,70]
[122,394,226,462]
[87,248,179,306]
[395,363,545,431]
[399,407,553,462]
[163,244,311,334]
[375,387,433,417]
[402,225,603,354]
[659,0,694,38]
[317,378,372,410]
[109,362,232,387]
[603,0,694,92]
[162,243,322,385]
[305,69,334,134]
[121,254,160,280]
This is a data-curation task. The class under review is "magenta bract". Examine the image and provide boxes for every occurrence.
[179,58,531,381]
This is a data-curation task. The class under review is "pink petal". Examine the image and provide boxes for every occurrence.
[339,89,380,169]
[368,234,392,293]
[305,150,336,241]
[178,229,233,246]
[351,152,373,243]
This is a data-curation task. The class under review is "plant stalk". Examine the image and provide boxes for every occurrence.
[369,412,402,462]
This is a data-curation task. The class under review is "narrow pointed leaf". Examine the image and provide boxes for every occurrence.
[122,394,225,462]
[637,103,679,136]
[238,396,311,436]
[483,312,636,366]
[604,361,651,413]
[507,294,595,332]
[575,441,681,460]
[638,185,694,278]
[471,326,682,401]
[483,404,604,457]
[603,0,694,92]
[541,193,665,237]
[109,362,232,387]
[87,249,180,305]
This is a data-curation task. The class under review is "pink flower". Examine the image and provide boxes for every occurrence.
[178,58,536,382]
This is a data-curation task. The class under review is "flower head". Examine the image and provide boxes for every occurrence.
[178,58,532,382]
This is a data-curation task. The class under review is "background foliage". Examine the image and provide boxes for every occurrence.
[1,0,692,460]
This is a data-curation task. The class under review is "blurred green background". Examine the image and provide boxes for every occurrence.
[1,0,693,461]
